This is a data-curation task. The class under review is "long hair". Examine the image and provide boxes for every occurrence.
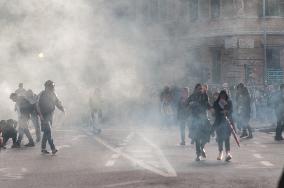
[216,90,229,102]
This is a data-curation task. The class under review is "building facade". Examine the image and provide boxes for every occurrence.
[133,0,284,86]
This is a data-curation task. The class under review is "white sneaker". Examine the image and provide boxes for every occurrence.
[217,152,223,160]
[225,153,232,162]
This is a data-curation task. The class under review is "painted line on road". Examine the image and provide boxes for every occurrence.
[71,135,87,141]
[94,136,176,177]
[57,145,71,150]
[253,154,263,159]
[139,134,177,177]
[260,161,274,167]
[105,160,115,167]
[102,180,145,188]
[104,132,134,167]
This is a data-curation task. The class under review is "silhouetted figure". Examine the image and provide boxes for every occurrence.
[188,84,211,161]
[10,93,35,147]
[37,80,64,154]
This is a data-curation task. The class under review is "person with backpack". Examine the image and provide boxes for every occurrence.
[25,89,41,142]
[10,93,35,147]
[37,80,64,154]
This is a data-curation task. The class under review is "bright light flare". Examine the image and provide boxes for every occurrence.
[38,52,44,59]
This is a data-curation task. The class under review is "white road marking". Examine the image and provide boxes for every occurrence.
[128,149,152,153]
[71,135,87,141]
[105,160,115,167]
[104,132,134,167]
[94,136,177,177]
[259,145,267,148]
[260,161,274,167]
[253,154,263,159]
[139,134,177,177]
[253,141,260,144]
[57,145,71,150]
[102,180,145,188]
[0,168,25,180]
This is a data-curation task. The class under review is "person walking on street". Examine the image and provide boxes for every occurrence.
[236,83,253,139]
[188,84,211,161]
[213,90,233,161]
[10,93,35,147]
[273,84,284,141]
[177,87,190,145]
[37,80,65,154]
[25,89,41,142]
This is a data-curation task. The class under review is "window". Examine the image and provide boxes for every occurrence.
[212,48,221,83]
[266,48,280,69]
[190,0,199,21]
[263,0,284,16]
[211,0,220,18]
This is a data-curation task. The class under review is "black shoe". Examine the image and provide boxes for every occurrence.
[52,149,58,155]
[41,149,50,154]
[13,142,21,148]
[247,134,253,139]
[240,132,248,138]
[275,136,284,141]
[195,156,201,162]
[24,142,35,147]
[11,144,19,148]
[201,149,206,158]
[225,153,232,162]
[180,141,185,146]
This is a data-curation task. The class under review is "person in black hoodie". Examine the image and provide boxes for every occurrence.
[177,87,190,145]
[236,83,253,139]
[37,80,64,154]
[213,90,233,161]
[188,84,211,161]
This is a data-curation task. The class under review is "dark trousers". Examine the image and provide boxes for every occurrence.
[31,113,41,141]
[217,138,230,152]
[195,139,205,156]
[41,113,55,150]
[276,120,284,138]
[179,120,188,143]
[17,128,33,144]
[3,130,17,145]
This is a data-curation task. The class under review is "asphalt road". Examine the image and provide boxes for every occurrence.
[1,124,283,188]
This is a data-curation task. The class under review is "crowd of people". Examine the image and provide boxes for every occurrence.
[0,81,65,154]
[160,83,284,162]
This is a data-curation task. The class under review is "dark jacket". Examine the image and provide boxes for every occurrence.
[236,93,251,119]
[213,99,233,141]
[38,90,64,115]
[188,92,210,116]
[213,99,233,127]
[273,91,284,121]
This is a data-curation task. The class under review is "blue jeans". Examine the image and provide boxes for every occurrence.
[41,113,55,150]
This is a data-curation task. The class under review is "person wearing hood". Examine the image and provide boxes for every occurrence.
[213,90,233,161]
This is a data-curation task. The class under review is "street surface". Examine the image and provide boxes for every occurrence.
[1,124,283,188]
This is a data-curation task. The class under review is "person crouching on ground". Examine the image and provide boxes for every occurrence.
[213,90,233,161]
[0,119,18,148]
